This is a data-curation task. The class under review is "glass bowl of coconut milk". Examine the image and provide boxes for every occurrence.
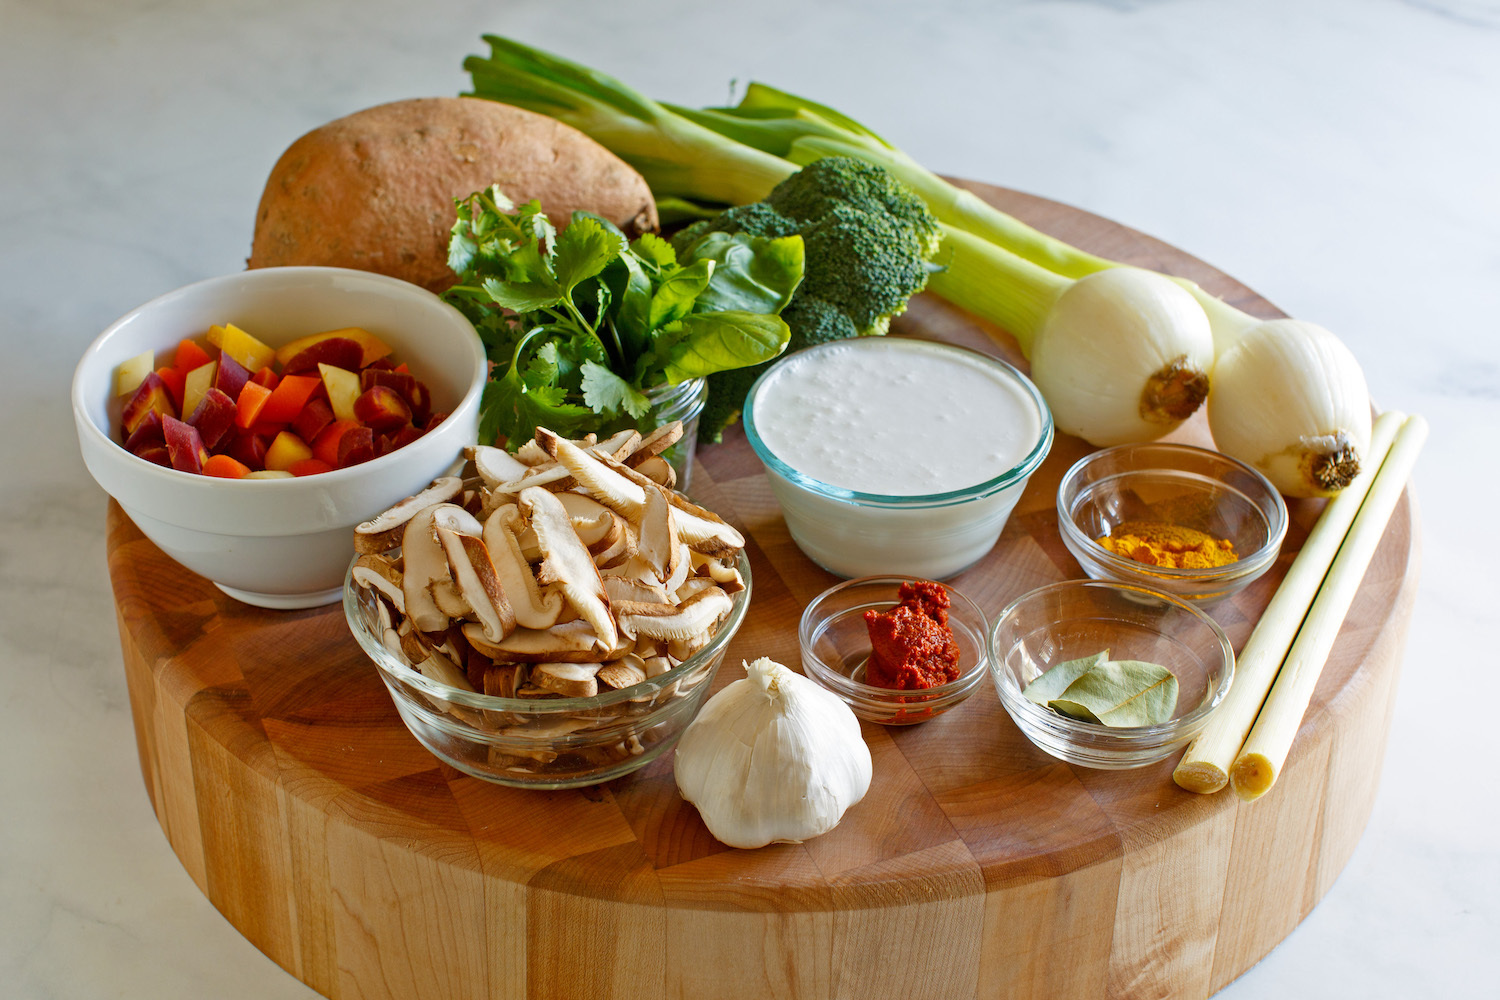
[743,338,1053,579]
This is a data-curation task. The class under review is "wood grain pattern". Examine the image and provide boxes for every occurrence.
[105,181,1420,1000]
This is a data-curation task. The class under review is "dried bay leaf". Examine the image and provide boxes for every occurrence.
[1023,650,1109,706]
[1048,659,1178,727]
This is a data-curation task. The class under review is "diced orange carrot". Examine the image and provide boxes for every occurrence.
[202,454,251,479]
[156,365,187,411]
[235,380,273,429]
[174,338,213,372]
[250,366,280,390]
[310,419,361,466]
[257,374,321,424]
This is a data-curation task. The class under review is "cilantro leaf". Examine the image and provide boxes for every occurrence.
[580,360,651,419]
[631,232,678,270]
[552,215,624,295]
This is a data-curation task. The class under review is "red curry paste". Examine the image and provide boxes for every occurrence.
[862,581,961,690]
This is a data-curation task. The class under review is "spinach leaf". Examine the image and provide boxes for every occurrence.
[680,232,805,315]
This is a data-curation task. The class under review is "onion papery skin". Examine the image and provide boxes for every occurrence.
[1208,319,1372,498]
[1030,268,1215,447]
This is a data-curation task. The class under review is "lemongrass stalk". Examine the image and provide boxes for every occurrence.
[463,37,795,207]
[1173,409,1407,794]
[1230,414,1429,801]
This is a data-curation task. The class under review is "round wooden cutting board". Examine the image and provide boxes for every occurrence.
[106,181,1419,1000]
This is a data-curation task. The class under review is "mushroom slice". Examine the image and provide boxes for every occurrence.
[589,513,633,568]
[603,577,671,606]
[692,552,746,594]
[669,503,745,556]
[352,553,405,615]
[467,444,531,489]
[463,619,611,663]
[514,438,555,466]
[591,428,641,461]
[522,486,617,652]
[598,655,648,692]
[635,484,681,582]
[503,715,599,739]
[674,576,719,604]
[626,422,684,465]
[430,503,483,537]
[633,455,676,489]
[482,504,564,630]
[532,661,601,699]
[663,541,693,594]
[401,505,458,633]
[669,633,712,662]
[536,428,645,520]
[437,527,516,644]
[618,586,731,642]
[354,477,463,554]
[490,462,574,497]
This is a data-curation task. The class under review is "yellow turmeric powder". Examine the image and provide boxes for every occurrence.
[1097,521,1238,569]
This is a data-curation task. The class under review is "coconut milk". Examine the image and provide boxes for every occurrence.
[750,338,1043,495]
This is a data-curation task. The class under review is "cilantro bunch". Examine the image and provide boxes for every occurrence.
[443,187,802,449]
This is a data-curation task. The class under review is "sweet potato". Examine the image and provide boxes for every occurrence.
[248,97,658,292]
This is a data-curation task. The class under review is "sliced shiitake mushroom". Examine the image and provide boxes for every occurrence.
[436,527,516,644]
[351,553,405,615]
[617,586,731,642]
[531,661,602,699]
[354,476,463,554]
[462,619,611,663]
[625,422,683,466]
[467,445,531,489]
[482,504,564,630]
[522,486,616,652]
[536,428,646,520]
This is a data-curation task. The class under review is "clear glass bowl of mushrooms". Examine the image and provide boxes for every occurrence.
[342,422,753,789]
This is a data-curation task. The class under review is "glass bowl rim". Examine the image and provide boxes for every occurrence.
[742,339,1054,508]
[799,574,992,698]
[988,578,1235,740]
[343,548,752,715]
[1056,442,1289,579]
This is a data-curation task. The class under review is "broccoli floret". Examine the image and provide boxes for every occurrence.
[767,156,942,259]
[781,295,860,348]
[691,157,942,443]
[798,206,931,335]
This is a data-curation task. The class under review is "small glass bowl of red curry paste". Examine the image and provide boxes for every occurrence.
[799,576,990,725]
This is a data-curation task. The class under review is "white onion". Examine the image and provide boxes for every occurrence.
[1207,319,1371,498]
[1030,268,1215,446]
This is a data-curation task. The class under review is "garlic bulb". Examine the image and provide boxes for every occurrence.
[1029,268,1215,446]
[674,657,872,849]
[1208,319,1372,498]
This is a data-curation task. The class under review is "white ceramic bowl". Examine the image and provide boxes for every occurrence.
[73,266,486,609]
[743,338,1053,580]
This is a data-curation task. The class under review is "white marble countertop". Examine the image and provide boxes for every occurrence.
[3,0,1495,996]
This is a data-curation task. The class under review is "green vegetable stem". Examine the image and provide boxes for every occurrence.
[443,186,801,449]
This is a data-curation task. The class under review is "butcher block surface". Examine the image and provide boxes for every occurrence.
[106,181,1419,1000]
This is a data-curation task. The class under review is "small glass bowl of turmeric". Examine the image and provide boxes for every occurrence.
[1057,443,1288,604]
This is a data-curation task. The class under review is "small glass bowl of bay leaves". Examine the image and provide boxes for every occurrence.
[989,580,1234,768]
